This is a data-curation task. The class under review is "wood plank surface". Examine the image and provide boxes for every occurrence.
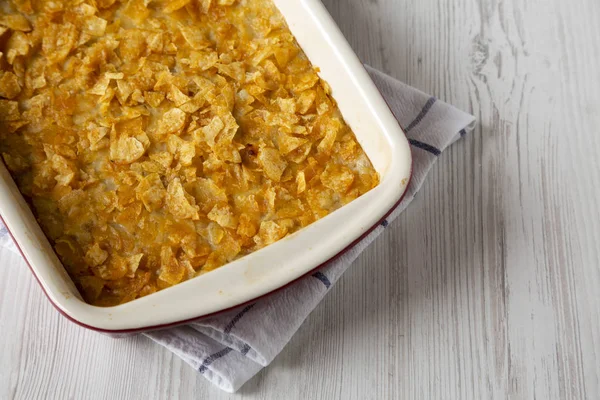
[1,0,599,398]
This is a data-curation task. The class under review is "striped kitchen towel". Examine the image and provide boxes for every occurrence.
[0,66,475,393]
[144,66,476,392]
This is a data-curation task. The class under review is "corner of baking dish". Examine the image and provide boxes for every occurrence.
[0,0,412,332]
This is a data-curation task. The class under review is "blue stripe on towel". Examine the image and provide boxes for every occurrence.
[312,272,331,289]
[224,303,256,334]
[404,97,436,133]
[240,344,251,356]
[198,347,234,374]
[409,139,441,156]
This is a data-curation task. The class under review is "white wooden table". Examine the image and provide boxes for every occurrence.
[2,0,599,398]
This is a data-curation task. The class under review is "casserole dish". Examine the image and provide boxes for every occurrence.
[0,0,412,333]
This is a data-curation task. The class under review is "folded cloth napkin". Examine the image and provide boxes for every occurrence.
[0,65,475,393]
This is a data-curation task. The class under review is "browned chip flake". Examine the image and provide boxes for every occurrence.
[166,178,200,220]
[0,72,21,99]
[137,173,167,211]
[0,14,31,31]
[208,203,238,229]
[164,0,192,13]
[110,134,146,164]
[145,91,165,108]
[85,243,109,267]
[258,147,287,182]
[159,246,185,285]
[83,16,107,37]
[0,100,20,121]
[157,108,188,136]
[254,220,288,248]
[320,163,355,194]
[6,31,29,65]
[42,22,78,64]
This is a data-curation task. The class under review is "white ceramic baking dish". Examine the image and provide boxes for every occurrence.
[0,0,412,333]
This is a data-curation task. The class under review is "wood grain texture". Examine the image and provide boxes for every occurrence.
[1,0,599,398]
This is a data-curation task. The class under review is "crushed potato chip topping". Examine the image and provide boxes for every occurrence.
[0,0,379,306]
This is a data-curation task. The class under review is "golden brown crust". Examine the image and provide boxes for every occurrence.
[0,0,379,306]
